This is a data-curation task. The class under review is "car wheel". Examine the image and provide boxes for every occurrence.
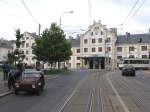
[36,89,41,96]
[15,90,19,95]
[132,71,135,76]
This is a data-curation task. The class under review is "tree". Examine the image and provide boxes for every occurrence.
[14,29,25,65]
[7,52,15,65]
[33,23,72,69]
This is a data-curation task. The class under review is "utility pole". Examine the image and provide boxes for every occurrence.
[38,24,41,37]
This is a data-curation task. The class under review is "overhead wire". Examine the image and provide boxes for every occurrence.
[124,0,147,26]
[121,0,140,25]
[20,0,39,25]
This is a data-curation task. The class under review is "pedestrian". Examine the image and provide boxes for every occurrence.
[7,63,23,89]
[2,61,10,81]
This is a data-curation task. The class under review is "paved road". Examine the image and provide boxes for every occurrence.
[0,70,150,112]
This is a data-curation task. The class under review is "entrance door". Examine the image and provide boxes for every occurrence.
[101,58,105,69]
[89,60,93,69]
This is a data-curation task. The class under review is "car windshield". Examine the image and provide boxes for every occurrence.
[23,72,41,78]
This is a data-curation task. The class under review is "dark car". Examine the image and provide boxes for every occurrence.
[122,65,136,76]
[14,69,45,95]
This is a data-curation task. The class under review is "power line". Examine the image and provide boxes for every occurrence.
[124,0,147,26]
[0,0,20,9]
[20,0,39,24]
[121,0,140,25]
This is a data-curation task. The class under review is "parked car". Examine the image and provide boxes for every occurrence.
[122,65,136,76]
[14,69,45,95]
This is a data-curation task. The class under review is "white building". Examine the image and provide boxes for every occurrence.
[19,32,37,66]
[17,22,150,70]
[116,32,150,61]
[0,39,14,63]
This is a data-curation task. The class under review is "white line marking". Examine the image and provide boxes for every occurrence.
[58,74,88,112]
[106,73,130,112]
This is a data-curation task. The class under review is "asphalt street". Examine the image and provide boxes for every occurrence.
[0,70,150,112]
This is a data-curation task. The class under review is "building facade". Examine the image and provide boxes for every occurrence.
[16,21,150,70]
[0,39,14,63]
[69,21,150,70]
[19,32,37,66]
[116,33,150,61]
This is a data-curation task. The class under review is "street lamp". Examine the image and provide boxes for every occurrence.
[59,11,73,27]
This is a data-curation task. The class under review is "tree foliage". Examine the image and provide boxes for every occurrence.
[33,23,72,66]
[13,29,25,65]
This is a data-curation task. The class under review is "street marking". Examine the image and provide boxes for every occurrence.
[57,74,89,112]
[106,73,130,112]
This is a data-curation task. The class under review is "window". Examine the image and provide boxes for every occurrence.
[84,48,88,52]
[142,55,148,58]
[69,63,71,67]
[117,47,122,52]
[91,32,93,36]
[106,38,111,43]
[26,57,28,61]
[77,63,80,66]
[101,31,104,35]
[26,50,28,54]
[77,57,80,60]
[107,47,111,52]
[129,55,135,58]
[32,43,35,47]
[129,46,134,51]
[26,37,29,39]
[95,32,98,35]
[22,51,24,54]
[22,43,25,48]
[117,56,122,59]
[84,39,88,44]
[92,47,95,52]
[26,43,29,47]
[92,39,95,43]
[98,47,102,52]
[76,49,80,53]
[98,38,102,43]
[141,46,147,51]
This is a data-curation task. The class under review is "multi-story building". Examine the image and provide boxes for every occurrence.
[19,32,37,66]
[116,32,150,60]
[0,39,14,63]
[17,21,150,70]
[68,38,81,69]
[80,20,117,69]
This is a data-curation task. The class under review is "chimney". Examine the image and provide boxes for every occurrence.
[126,32,130,38]
[93,20,96,24]
[99,20,101,24]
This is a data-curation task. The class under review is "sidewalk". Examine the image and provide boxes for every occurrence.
[0,72,12,98]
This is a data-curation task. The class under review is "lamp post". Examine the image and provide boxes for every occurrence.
[59,11,73,27]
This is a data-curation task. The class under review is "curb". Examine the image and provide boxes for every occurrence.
[46,75,59,80]
[0,75,59,98]
[0,91,13,98]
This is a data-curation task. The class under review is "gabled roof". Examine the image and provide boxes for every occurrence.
[116,33,150,44]
[0,39,13,49]
[24,32,38,38]
[70,38,80,47]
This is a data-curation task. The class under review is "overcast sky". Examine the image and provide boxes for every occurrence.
[0,0,150,40]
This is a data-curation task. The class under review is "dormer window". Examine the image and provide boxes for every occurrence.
[95,32,98,35]
[101,31,104,35]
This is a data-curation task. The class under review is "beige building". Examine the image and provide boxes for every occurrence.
[19,32,37,66]
[68,20,117,70]
[16,22,150,70]
[0,39,14,63]
[116,33,150,61]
